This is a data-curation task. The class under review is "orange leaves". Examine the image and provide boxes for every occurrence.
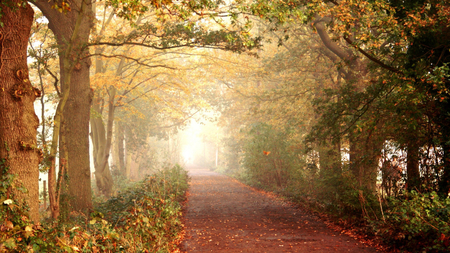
[309,0,400,51]
[51,1,71,13]
[263,150,271,156]
[401,2,449,39]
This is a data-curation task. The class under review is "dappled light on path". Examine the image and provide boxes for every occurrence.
[182,167,379,252]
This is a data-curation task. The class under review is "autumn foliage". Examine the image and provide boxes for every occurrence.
[0,165,189,252]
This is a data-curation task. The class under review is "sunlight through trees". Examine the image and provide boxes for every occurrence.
[0,0,449,252]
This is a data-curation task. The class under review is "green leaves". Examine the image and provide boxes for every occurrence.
[0,165,188,252]
[3,238,16,250]
[103,20,261,52]
[93,165,189,251]
[241,123,304,190]
[106,0,150,20]
[375,191,450,252]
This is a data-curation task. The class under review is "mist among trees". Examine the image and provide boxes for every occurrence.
[1,0,449,252]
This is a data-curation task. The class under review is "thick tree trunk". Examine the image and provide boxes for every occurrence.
[0,2,40,222]
[315,19,383,191]
[349,133,362,186]
[34,0,94,214]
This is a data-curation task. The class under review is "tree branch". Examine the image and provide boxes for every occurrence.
[155,109,201,130]
[314,20,353,62]
[88,41,228,51]
[45,67,60,97]
[87,53,177,70]
[343,36,403,74]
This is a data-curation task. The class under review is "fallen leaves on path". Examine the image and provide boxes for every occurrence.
[181,168,382,253]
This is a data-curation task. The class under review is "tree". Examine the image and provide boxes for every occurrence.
[0,0,40,222]
[390,0,450,194]
[33,0,94,216]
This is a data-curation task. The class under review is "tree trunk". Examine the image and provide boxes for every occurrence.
[0,2,40,222]
[440,140,450,195]
[315,19,383,191]
[349,129,381,191]
[112,122,120,173]
[34,0,94,214]
[117,121,126,175]
[90,42,130,195]
[126,148,141,181]
[407,138,421,191]
[111,121,126,176]
[349,133,363,186]
[318,138,341,174]
[91,93,114,197]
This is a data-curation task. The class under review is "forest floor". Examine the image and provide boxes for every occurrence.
[180,166,384,253]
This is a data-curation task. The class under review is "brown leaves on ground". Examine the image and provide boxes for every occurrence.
[181,167,383,253]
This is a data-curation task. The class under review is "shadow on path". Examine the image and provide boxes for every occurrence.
[181,166,379,253]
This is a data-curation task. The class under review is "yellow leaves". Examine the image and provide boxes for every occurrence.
[358,33,370,42]
[23,225,34,239]
[51,1,71,13]
[91,72,121,91]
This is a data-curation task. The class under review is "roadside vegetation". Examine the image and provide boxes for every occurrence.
[0,165,189,252]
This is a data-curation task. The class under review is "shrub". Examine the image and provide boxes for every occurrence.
[0,164,189,252]
[373,191,450,252]
[241,123,304,191]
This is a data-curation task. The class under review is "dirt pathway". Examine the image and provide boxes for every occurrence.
[181,167,380,253]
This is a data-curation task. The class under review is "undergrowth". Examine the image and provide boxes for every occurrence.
[371,191,450,252]
[0,164,189,252]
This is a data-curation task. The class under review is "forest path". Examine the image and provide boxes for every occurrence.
[181,167,380,253]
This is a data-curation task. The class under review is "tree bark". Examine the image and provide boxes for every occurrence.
[111,121,126,176]
[90,39,129,196]
[34,0,94,214]
[0,1,40,222]
[349,133,362,186]
[407,138,421,191]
